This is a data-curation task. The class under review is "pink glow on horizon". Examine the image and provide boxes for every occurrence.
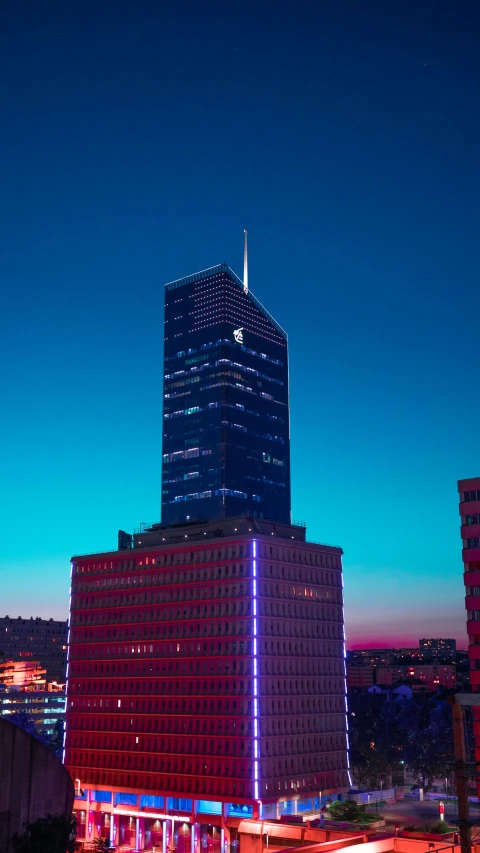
[348,637,467,651]
[344,605,468,651]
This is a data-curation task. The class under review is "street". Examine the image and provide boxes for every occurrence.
[365,798,480,829]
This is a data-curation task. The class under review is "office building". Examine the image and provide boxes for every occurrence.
[0,685,66,738]
[419,638,456,661]
[459,476,480,790]
[0,615,68,683]
[162,262,290,526]
[65,246,349,849]
[65,516,350,848]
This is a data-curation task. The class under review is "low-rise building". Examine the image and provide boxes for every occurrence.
[0,659,65,738]
[375,664,455,689]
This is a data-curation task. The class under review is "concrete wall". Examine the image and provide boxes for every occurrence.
[0,718,74,853]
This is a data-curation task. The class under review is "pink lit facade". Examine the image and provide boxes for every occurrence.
[64,517,350,850]
[459,476,480,792]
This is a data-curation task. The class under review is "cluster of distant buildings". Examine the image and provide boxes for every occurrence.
[0,615,67,739]
[346,638,466,693]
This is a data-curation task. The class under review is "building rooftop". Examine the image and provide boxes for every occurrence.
[164,262,288,340]
[71,515,343,560]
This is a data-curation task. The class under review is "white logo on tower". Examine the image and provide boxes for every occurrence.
[233,327,243,344]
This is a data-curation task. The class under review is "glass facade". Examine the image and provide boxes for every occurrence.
[161,264,290,525]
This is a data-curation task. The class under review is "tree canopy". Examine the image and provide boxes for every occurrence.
[12,814,78,853]
[348,693,471,790]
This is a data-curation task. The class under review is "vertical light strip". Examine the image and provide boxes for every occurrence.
[341,572,352,787]
[252,539,259,800]
[62,562,73,763]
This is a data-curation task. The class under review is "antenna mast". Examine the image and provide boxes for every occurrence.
[243,229,248,293]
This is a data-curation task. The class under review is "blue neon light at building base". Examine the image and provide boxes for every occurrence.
[197,800,222,815]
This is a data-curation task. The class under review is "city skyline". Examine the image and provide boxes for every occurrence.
[1,1,479,648]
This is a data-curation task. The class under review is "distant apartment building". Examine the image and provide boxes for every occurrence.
[0,616,68,683]
[347,641,460,691]
[419,638,456,661]
[348,649,396,666]
[161,263,291,526]
[375,664,455,690]
[346,666,374,689]
[459,476,480,790]
[393,648,425,663]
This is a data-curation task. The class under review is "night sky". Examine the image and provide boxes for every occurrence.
[1,1,479,647]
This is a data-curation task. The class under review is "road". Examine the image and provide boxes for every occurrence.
[365,798,480,828]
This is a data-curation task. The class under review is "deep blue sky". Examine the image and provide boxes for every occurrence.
[1,0,479,646]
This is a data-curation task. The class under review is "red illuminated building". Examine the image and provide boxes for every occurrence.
[65,516,351,850]
[459,476,480,792]
[65,249,350,849]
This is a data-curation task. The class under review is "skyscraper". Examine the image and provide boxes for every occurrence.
[162,261,290,526]
[65,242,350,849]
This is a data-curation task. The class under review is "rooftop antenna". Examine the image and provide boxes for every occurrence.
[243,229,248,293]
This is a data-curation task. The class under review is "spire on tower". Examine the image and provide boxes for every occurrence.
[243,229,248,293]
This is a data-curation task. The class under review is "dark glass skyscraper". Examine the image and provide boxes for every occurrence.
[162,263,290,525]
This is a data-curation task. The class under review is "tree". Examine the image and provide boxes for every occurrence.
[11,814,78,853]
[93,838,111,853]
[348,693,403,789]
[50,718,65,759]
[8,710,65,758]
[7,712,53,750]
[347,691,471,791]
[328,801,366,822]
[397,699,454,788]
